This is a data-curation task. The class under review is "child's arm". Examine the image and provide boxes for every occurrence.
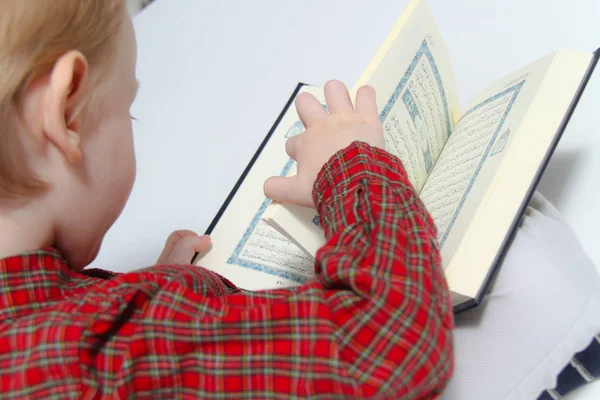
[128,142,454,399]
[255,140,453,399]
[223,140,454,398]
[313,141,454,398]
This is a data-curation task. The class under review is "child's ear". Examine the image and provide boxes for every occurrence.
[43,50,89,163]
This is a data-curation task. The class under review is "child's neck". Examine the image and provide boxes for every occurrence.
[0,202,53,260]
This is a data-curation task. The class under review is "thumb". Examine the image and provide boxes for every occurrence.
[264,175,311,206]
[163,235,212,265]
[157,230,198,264]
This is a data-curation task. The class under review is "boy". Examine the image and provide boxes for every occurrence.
[0,1,453,399]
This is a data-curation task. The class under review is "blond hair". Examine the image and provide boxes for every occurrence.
[0,0,126,200]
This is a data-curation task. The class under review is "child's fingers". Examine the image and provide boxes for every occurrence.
[296,92,327,127]
[324,80,354,114]
[164,230,198,247]
[165,235,212,265]
[263,175,311,207]
[355,85,378,117]
[285,135,299,160]
[158,230,202,264]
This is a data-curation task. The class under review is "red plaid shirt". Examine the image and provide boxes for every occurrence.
[0,143,453,399]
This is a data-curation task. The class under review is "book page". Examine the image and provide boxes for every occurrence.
[420,50,593,298]
[264,0,461,258]
[355,0,460,192]
[447,49,593,299]
[419,71,538,252]
[197,86,326,290]
[264,201,325,257]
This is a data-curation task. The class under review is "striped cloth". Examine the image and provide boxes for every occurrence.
[538,335,600,399]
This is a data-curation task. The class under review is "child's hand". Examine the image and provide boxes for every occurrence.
[157,230,211,265]
[264,80,384,208]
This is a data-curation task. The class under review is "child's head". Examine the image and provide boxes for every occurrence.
[0,1,139,269]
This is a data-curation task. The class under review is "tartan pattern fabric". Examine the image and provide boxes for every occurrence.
[0,142,454,399]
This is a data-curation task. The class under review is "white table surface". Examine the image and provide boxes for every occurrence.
[93,0,600,397]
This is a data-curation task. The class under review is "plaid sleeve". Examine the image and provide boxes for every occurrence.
[313,141,454,398]
[0,142,453,399]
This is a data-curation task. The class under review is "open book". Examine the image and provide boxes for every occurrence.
[198,0,599,312]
